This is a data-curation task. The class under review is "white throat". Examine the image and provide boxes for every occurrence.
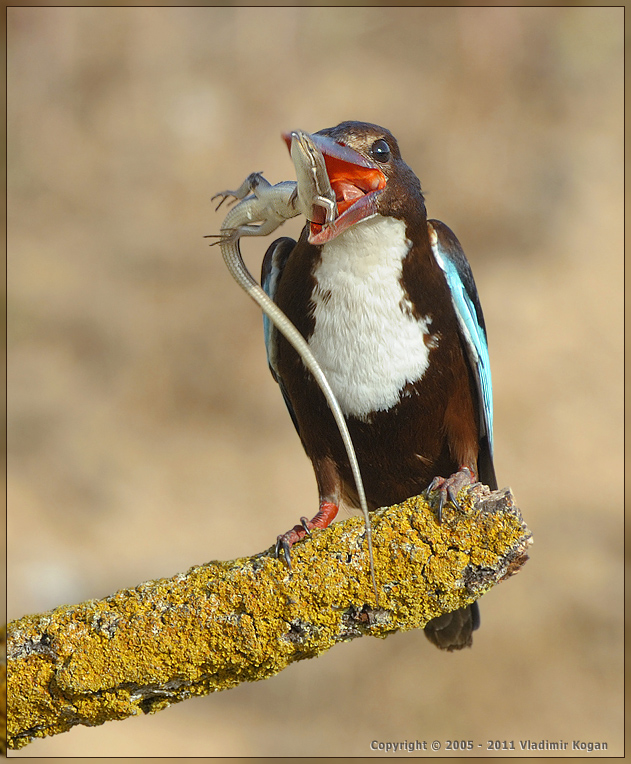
[308,215,437,421]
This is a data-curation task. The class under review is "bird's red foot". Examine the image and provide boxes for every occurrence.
[275,500,339,567]
[425,466,476,523]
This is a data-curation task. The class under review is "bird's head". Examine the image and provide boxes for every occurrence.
[284,121,424,245]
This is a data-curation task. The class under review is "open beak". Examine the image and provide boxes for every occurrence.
[283,130,387,245]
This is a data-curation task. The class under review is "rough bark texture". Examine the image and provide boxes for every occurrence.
[7,484,531,750]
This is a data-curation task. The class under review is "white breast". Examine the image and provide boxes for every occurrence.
[308,215,437,421]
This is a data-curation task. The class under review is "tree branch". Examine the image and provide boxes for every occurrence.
[7,484,531,750]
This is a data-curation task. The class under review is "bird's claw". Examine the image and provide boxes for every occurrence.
[275,521,311,568]
[425,467,476,523]
[275,536,293,568]
[274,502,339,568]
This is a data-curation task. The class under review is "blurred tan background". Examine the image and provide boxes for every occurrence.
[7,6,623,757]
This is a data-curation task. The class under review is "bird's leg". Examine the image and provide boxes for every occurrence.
[275,500,339,568]
[275,456,343,568]
[425,466,476,523]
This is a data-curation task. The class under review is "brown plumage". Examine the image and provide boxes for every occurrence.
[262,122,496,650]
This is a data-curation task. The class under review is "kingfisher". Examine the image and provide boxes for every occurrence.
[260,121,497,651]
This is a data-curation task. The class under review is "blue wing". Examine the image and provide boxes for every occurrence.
[261,236,302,437]
[429,220,497,490]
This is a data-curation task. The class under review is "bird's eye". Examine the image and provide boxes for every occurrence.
[370,139,391,163]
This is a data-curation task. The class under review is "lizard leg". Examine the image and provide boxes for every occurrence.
[211,172,269,211]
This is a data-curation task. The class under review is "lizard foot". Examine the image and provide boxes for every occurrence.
[211,172,265,211]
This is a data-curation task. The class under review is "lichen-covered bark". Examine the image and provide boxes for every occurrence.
[7,485,531,750]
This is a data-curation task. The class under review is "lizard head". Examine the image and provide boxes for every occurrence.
[283,125,388,245]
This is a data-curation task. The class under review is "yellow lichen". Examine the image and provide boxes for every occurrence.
[7,485,530,750]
